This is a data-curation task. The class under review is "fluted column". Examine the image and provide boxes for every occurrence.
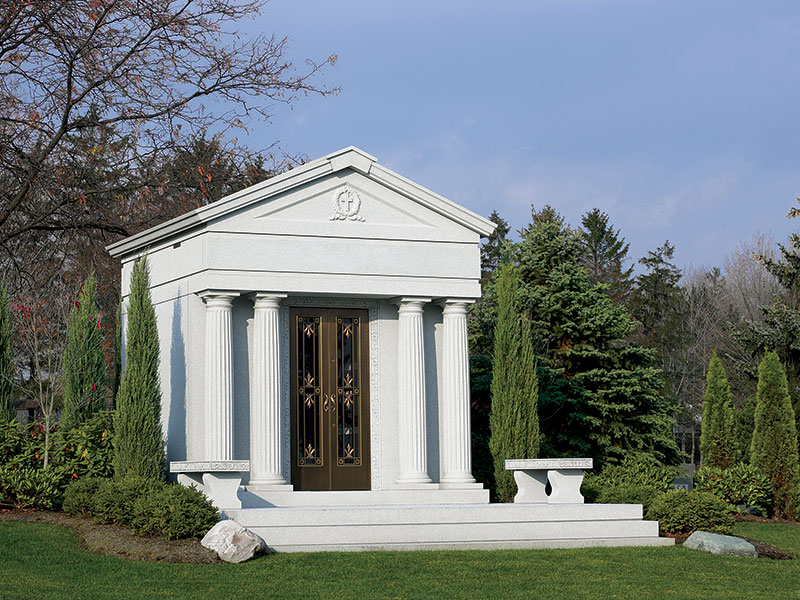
[439,300,476,485]
[200,292,238,461]
[394,298,432,484]
[249,293,288,486]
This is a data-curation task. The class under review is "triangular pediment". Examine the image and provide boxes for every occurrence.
[107,147,495,257]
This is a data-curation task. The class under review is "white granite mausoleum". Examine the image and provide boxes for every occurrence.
[108,146,494,506]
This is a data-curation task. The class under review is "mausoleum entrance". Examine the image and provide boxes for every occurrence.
[290,307,371,491]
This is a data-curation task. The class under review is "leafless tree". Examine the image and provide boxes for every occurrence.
[724,232,782,322]
[0,0,336,292]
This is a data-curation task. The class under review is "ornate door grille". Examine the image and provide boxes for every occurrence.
[290,308,370,490]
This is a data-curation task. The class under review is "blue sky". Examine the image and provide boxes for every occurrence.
[238,0,800,274]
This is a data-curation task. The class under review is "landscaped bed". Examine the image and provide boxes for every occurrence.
[2,512,800,600]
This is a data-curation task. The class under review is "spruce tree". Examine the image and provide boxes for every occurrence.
[0,283,14,421]
[517,207,678,467]
[113,257,165,479]
[61,274,105,429]
[751,351,800,518]
[579,208,634,305]
[700,351,738,468]
[490,264,540,502]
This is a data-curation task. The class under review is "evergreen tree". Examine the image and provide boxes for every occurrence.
[700,351,739,468]
[735,394,757,461]
[518,207,678,467]
[61,274,105,429]
[579,208,634,305]
[751,351,800,518]
[113,257,165,479]
[489,264,540,502]
[0,283,14,421]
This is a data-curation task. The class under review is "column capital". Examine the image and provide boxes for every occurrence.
[435,298,475,313]
[391,297,432,313]
[197,290,240,307]
[251,293,288,309]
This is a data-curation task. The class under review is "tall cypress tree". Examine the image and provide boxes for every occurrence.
[700,351,738,468]
[490,264,540,502]
[751,351,800,518]
[113,257,165,479]
[61,273,105,429]
[0,283,14,421]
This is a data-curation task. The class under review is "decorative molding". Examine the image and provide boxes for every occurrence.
[283,297,381,490]
[330,187,366,222]
[170,460,250,473]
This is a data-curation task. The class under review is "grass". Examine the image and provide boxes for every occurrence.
[2,520,800,600]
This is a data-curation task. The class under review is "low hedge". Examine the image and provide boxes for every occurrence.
[63,476,219,539]
[647,489,734,536]
[595,484,662,512]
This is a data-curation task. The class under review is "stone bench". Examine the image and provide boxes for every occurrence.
[505,458,593,504]
[170,460,250,510]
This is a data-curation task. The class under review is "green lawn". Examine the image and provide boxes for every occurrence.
[2,520,800,600]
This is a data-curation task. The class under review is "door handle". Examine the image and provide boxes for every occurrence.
[323,393,336,412]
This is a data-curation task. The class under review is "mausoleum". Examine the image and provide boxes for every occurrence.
[108,147,671,551]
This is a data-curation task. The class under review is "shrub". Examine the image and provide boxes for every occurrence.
[695,462,773,516]
[51,411,114,481]
[63,477,103,516]
[0,466,62,510]
[596,484,662,512]
[591,454,680,494]
[132,483,219,540]
[92,476,160,526]
[647,489,734,536]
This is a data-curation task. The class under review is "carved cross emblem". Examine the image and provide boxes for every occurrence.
[331,187,366,222]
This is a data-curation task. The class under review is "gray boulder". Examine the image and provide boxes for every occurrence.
[202,519,268,563]
[684,530,757,558]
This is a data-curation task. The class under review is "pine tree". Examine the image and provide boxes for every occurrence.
[489,264,540,502]
[517,207,678,467]
[751,351,800,518]
[113,257,165,479]
[61,274,105,429]
[579,208,634,305]
[700,351,738,468]
[0,283,14,421]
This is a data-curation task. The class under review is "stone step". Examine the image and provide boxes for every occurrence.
[225,503,672,552]
[241,488,490,507]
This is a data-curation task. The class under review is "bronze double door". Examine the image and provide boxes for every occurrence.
[290,308,371,491]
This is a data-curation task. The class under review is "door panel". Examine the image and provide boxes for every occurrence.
[290,308,370,490]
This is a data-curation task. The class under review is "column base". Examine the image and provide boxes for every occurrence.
[439,480,484,490]
[246,482,294,492]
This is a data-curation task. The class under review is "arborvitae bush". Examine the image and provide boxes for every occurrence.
[647,489,734,535]
[0,283,13,421]
[113,257,165,480]
[62,274,106,430]
[489,264,540,502]
[735,394,757,462]
[700,351,738,468]
[92,476,161,526]
[63,477,103,516]
[67,476,219,539]
[750,351,800,518]
[131,484,219,539]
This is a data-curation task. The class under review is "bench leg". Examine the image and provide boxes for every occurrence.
[202,473,243,509]
[547,469,584,504]
[513,469,549,503]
